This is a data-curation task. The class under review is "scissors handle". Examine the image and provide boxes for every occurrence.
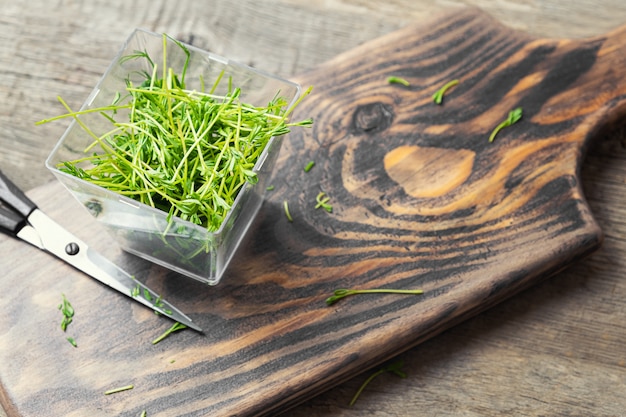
[0,170,37,234]
[0,205,25,235]
[0,170,37,216]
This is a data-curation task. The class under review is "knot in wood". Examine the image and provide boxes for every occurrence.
[352,102,393,133]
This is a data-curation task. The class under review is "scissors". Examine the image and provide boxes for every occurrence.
[0,169,201,332]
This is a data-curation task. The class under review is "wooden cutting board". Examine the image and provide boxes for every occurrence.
[2,7,626,417]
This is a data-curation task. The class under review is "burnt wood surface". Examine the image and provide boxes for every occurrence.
[2,6,626,417]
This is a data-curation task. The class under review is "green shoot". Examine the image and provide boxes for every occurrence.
[104,385,134,395]
[325,288,423,306]
[283,200,293,222]
[315,191,332,213]
[432,79,459,104]
[304,160,315,172]
[349,360,407,406]
[66,337,78,348]
[131,284,141,298]
[58,293,74,331]
[489,107,523,142]
[140,411,147,417]
[152,322,188,345]
[266,185,275,191]
[36,102,131,125]
[153,295,173,316]
[387,76,410,87]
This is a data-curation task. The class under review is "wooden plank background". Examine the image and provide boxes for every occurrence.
[1,1,626,416]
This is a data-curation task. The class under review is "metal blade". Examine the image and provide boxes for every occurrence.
[22,209,202,332]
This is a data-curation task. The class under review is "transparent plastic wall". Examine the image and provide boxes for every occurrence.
[46,29,301,284]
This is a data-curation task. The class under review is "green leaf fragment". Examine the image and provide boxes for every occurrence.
[104,384,134,395]
[152,322,188,345]
[61,317,72,332]
[283,200,293,222]
[387,76,410,87]
[349,360,407,406]
[155,295,163,307]
[58,294,75,332]
[489,107,523,142]
[432,79,459,105]
[325,288,423,306]
[315,191,333,213]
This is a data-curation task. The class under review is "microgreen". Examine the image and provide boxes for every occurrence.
[140,411,147,417]
[432,79,459,104]
[153,295,173,315]
[325,288,423,306]
[349,360,407,406]
[58,293,74,331]
[131,284,141,298]
[283,200,293,222]
[266,185,275,191]
[152,322,188,345]
[489,107,523,142]
[315,191,332,213]
[39,34,313,233]
[104,384,134,395]
[387,76,410,87]
[131,282,171,314]
[66,337,78,348]
[304,160,315,172]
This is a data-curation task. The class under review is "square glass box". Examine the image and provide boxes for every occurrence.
[45,29,302,285]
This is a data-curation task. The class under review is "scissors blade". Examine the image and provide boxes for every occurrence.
[21,208,202,332]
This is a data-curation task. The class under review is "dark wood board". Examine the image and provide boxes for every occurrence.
[2,8,626,417]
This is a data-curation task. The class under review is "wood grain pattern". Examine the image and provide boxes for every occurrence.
[2,5,626,417]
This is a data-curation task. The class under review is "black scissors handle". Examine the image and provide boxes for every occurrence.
[0,170,37,235]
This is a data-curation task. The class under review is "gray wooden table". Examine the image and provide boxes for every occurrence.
[1,1,626,416]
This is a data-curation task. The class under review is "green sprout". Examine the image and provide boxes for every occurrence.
[152,322,188,345]
[283,200,293,222]
[104,384,134,395]
[58,293,74,331]
[387,76,410,87]
[325,288,423,306]
[432,79,459,105]
[315,191,332,213]
[350,360,407,406]
[489,107,523,142]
